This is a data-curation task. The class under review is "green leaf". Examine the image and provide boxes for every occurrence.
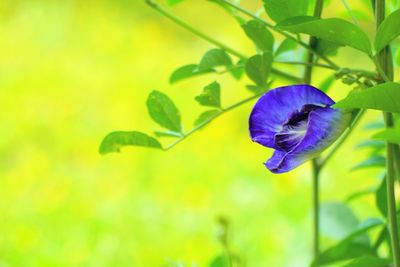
[376,177,387,217]
[230,60,245,80]
[346,188,375,202]
[334,82,400,113]
[195,81,221,108]
[246,85,266,94]
[343,255,391,267]
[319,75,335,93]
[320,202,359,240]
[198,49,232,71]
[245,52,272,87]
[351,155,386,171]
[314,218,383,266]
[315,243,373,266]
[263,0,308,23]
[277,17,372,54]
[242,20,274,53]
[275,38,297,56]
[355,140,385,156]
[99,131,162,154]
[347,218,383,240]
[374,127,400,144]
[209,254,242,267]
[316,39,342,56]
[230,67,244,80]
[363,121,385,130]
[147,90,182,133]
[209,255,229,267]
[355,140,385,150]
[375,9,400,53]
[170,64,214,84]
[194,109,221,127]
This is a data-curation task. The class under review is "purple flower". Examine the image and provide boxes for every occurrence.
[249,84,351,173]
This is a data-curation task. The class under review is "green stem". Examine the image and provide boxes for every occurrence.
[385,134,400,267]
[394,145,400,181]
[274,61,335,70]
[375,1,400,266]
[145,0,245,58]
[371,56,391,82]
[302,0,324,259]
[164,92,263,150]
[311,159,320,258]
[218,64,302,83]
[271,69,303,83]
[340,0,359,25]
[219,0,340,70]
[145,0,301,83]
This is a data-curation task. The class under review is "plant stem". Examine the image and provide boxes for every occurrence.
[145,0,302,83]
[219,0,340,70]
[311,159,320,258]
[375,1,400,266]
[145,0,246,59]
[340,0,359,25]
[394,145,400,181]
[385,135,400,267]
[302,0,324,259]
[271,69,303,83]
[371,56,391,82]
[274,61,335,70]
[164,92,263,150]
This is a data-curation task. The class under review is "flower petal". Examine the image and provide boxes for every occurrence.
[249,84,335,148]
[265,150,290,172]
[274,119,308,152]
[265,107,351,173]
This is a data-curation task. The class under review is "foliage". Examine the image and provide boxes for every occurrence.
[4,0,400,266]
[98,0,400,265]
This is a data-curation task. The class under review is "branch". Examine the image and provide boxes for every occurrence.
[274,61,335,70]
[163,92,263,150]
[146,0,302,83]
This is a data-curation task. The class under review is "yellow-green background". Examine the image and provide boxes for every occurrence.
[0,1,398,266]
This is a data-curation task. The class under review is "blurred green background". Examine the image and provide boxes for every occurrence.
[0,1,398,266]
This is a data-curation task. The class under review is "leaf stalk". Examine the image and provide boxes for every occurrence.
[163,92,263,150]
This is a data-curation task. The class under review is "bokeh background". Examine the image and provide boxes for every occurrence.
[0,0,399,266]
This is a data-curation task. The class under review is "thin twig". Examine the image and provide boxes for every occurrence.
[274,61,335,70]
[340,0,360,25]
[163,92,264,150]
[145,0,302,83]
